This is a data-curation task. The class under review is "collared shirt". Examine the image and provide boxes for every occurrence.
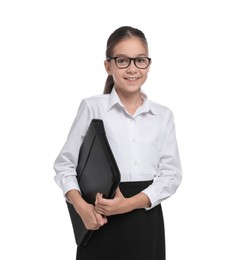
[54,87,182,209]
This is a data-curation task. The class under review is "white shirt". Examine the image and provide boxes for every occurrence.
[54,87,182,209]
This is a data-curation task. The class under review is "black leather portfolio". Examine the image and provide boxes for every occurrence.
[66,119,121,246]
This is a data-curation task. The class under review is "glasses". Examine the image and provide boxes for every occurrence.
[107,56,151,69]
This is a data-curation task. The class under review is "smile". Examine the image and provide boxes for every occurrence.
[125,77,139,81]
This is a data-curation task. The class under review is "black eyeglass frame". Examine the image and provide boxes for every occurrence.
[107,56,151,69]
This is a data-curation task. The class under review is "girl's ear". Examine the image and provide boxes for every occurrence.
[104,60,112,75]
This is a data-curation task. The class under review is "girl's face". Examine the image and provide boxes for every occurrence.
[104,36,151,96]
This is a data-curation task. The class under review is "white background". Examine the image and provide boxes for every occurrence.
[0,0,246,259]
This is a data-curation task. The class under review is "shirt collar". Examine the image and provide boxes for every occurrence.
[107,87,157,116]
[107,87,124,110]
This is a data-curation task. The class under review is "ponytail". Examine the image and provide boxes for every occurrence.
[103,75,114,94]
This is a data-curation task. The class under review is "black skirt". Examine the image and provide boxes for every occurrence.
[76,181,166,260]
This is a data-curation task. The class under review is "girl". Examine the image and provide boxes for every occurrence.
[54,25,182,260]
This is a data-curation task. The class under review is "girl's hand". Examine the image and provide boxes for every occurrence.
[95,187,129,216]
[74,202,108,230]
[66,189,107,230]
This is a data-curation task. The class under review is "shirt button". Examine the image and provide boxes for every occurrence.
[133,161,138,166]
[132,138,136,143]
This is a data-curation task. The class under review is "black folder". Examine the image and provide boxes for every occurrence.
[66,119,121,246]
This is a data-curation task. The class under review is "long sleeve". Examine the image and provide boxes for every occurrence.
[142,112,182,209]
[53,99,91,197]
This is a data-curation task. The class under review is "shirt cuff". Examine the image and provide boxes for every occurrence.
[62,176,81,202]
[141,187,160,211]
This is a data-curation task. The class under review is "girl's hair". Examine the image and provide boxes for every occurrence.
[103,26,149,94]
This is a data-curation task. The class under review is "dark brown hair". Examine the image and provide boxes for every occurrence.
[103,26,149,94]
